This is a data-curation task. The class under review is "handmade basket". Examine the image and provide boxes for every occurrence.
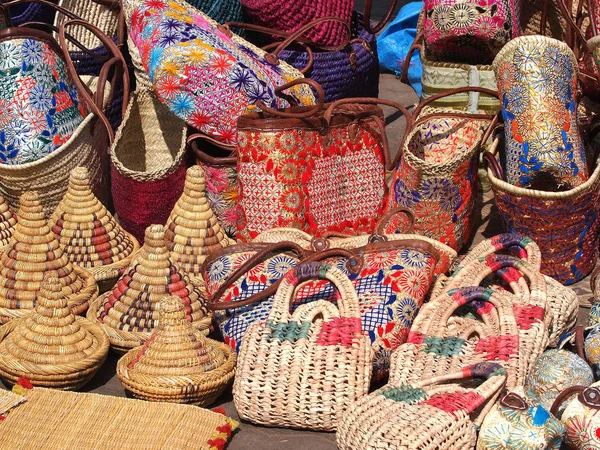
[0,195,16,252]
[49,167,139,290]
[0,276,108,390]
[165,166,233,279]
[337,362,508,450]
[0,191,98,323]
[0,384,239,450]
[87,224,212,354]
[486,136,600,284]
[110,88,188,244]
[117,296,235,406]
[4,0,56,26]
[553,383,600,448]
[184,0,244,26]
[233,262,373,431]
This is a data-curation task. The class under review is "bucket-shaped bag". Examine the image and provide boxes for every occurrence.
[0,20,127,217]
[233,262,373,431]
[485,135,600,285]
[110,88,187,244]
[387,86,498,251]
[337,362,508,450]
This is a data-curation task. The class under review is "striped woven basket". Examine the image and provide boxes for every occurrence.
[117,296,236,406]
[0,191,98,324]
[0,276,108,390]
[0,195,16,253]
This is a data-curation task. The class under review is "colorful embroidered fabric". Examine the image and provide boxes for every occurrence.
[423,0,521,64]
[493,35,588,188]
[561,383,600,449]
[0,37,85,165]
[205,244,439,379]
[127,0,315,147]
[388,110,489,251]
[236,116,387,240]
[478,392,565,450]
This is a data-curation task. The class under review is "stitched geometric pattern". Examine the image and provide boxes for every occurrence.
[238,162,282,237]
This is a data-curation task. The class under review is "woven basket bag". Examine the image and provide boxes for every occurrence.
[183,0,244,26]
[485,135,600,285]
[0,276,108,390]
[233,262,373,431]
[337,362,507,450]
[110,88,187,244]
[0,195,16,253]
[2,0,56,26]
[550,382,600,448]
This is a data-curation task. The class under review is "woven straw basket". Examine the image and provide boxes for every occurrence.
[0,195,16,253]
[486,136,600,285]
[117,296,235,406]
[0,386,239,450]
[0,276,108,390]
[87,224,212,354]
[233,262,373,431]
[165,165,234,279]
[50,167,140,290]
[110,88,188,244]
[0,191,98,323]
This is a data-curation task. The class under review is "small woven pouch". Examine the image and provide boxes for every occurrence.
[337,362,507,450]
[233,262,373,431]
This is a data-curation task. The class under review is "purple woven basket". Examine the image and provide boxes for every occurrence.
[278,12,379,102]
[8,0,57,26]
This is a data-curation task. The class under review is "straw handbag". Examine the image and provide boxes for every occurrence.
[477,391,566,450]
[50,167,140,292]
[110,88,187,244]
[117,296,236,406]
[0,195,16,252]
[184,0,244,26]
[87,224,212,354]
[0,383,239,450]
[0,191,98,323]
[387,86,497,251]
[433,233,579,345]
[552,383,600,449]
[485,135,600,285]
[164,165,234,279]
[0,19,128,218]
[233,262,373,431]
[0,276,108,390]
[337,362,508,450]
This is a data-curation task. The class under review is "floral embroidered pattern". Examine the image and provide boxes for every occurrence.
[0,37,85,165]
[494,36,588,188]
[128,0,315,146]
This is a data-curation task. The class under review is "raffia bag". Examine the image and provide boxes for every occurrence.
[233,262,373,431]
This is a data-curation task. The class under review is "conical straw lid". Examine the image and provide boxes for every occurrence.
[124,295,230,377]
[98,224,211,335]
[0,276,108,375]
[0,195,16,250]
[165,165,233,277]
[0,191,97,322]
[50,168,140,279]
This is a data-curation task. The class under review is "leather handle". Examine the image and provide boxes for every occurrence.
[374,207,415,234]
[550,385,587,415]
[188,134,237,166]
[400,27,423,85]
[254,78,326,118]
[555,0,588,44]
[483,148,505,181]
[576,325,587,361]
[261,40,315,74]
[363,0,399,34]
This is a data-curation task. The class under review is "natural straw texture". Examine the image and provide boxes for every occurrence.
[233,262,373,431]
[0,191,98,323]
[0,195,16,252]
[117,295,235,406]
[50,167,139,285]
[0,276,108,390]
[165,166,233,278]
[87,224,212,354]
[0,386,239,450]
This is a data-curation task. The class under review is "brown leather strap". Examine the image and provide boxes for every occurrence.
[400,27,423,85]
[255,78,326,118]
[483,150,504,181]
[261,40,315,74]
[374,207,415,234]
[363,0,399,34]
[59,19,130,145]
[207,241,309,310]
[555,0,588,44]
[188,135,237,166]
[550,385,587,415]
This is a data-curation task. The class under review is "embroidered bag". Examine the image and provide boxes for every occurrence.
[233,262,373,431]
[125,0,315,147]
[236,95,412,240]
[551,383,600,448]
[337,362,508,450]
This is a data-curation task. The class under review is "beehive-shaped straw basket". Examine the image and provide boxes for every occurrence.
[0,276,109,389]
[165,165,233,278]
[0,195,16,252]
[50,167,140,289]
[87,224,212,353]
[117,295,235,405]
[0,191,98,323]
